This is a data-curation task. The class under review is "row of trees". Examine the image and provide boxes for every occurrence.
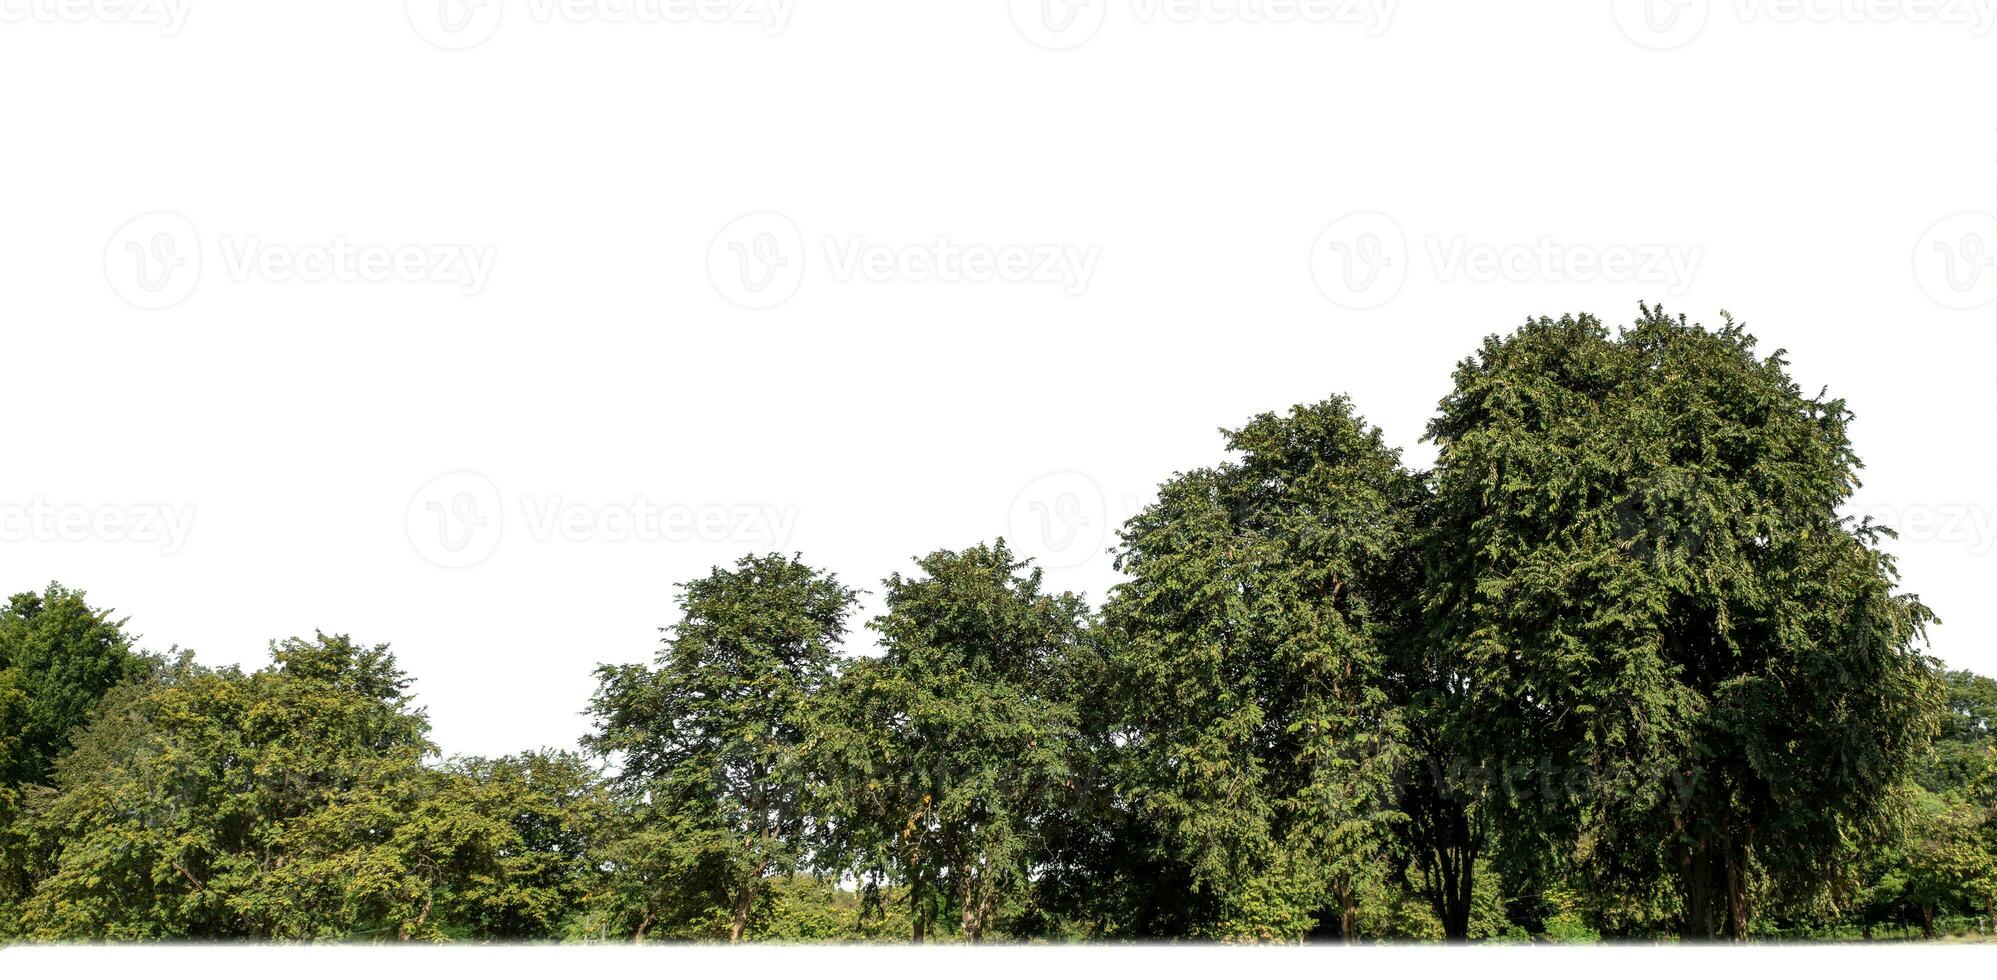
[3,308,1992,943]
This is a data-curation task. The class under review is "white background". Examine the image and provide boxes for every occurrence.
[2,1,1994,763]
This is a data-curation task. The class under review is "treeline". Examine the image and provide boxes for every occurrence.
[3,308,1995,944]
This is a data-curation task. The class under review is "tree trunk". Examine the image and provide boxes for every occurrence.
[1723,835,1749,941]
[1407,771,1477,941]
[1680,831,1720,941]
[1680,826,1750,942]
[1441,853,1473,942]
[1397,738,1484,943]
[958,864,987,943]
[977,880,999,942]
[1920,906,1934,939]
[633,911,654,944]
[1339,881,1358,943]
[730,880,755,942]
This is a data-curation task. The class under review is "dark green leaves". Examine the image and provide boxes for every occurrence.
[1103,397,1415,939]
[585,554,857,941]
[1422,307,1943,938]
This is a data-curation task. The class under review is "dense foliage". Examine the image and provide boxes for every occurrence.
[2,309,1989,944]
[1099,398,1417,940]
[586,554,857,941]
[1421,311,1942,939]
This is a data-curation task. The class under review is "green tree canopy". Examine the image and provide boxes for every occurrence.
[819,541,1088,942]
[0,308,1980,946]
[17,635,438,939]
[1422,308,1942,939]
[585,553,858,942]
[1102,397,1418,940]
[0,584,148,789]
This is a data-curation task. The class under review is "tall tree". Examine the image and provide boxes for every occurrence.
[820,542,1086,942]
[0,585,150,935]
[1422,308,1942,940]
[1389,480,1491,942]
[0,584,147,789]
[586,553,857,942]
[1102,398,1416,941]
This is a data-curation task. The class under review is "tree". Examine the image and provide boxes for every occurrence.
[16,635,617,943]
[1896,668,1997,932]
[0,584,148,790]
[1898,790,1996,937]
[16,635,440,939]
[1924,670,1997,804]
[0,664,33,936]
[574,797,738,942]
[1388,481,1492,942]
[819,541,1087,942]
[586,553,858,942]
[399,751,609,940]
[1422,308,1943,940]
[1,583,152,930]
[1102,398,1416,941]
